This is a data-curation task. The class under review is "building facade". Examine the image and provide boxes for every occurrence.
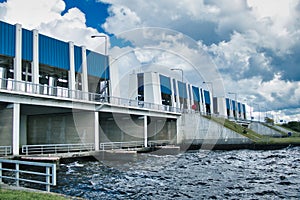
[0,20,248,156]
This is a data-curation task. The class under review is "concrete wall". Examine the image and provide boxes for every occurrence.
[177,113,252,145]
[250,122,283,137]
[27,111,95,144]
[99,112,177,144]
[0,107,13,146]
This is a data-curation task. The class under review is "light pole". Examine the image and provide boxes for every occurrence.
[171,68,183,82]
[91,35,108,55]
[228,92,237,118]
[203,81,214,98]
[252,102,261,122]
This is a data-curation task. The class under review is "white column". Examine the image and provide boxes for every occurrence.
[175,80,180,109]
[94,112,99,151]
[186,83,191,109]
[170,78,176,109]
[32,29,39,85]
[14,24,22,84]
[144,115,148,147]
[200,89,206,113]
[81,46,88,99]
[69,42,76,97]
[189,84,194,107]
[12,103,20,155]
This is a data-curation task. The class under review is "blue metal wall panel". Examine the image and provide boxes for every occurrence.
[159,74,172,95]
[74,45,82,73]
[86,50,109,79]
[0,21,16,57]
[178,81,187,98]
[192,86,200,102]
[39,34,70,70]
[22,28,33,61]
[204,90,211,104]
[226,98,230,109]
[232,100,236,111]
[242,104,246,113]
[238,102,241,112]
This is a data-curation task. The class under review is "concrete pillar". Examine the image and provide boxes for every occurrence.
[94,112,99,151]
[170,78,176,108]
[32,29,39,86]
[14,24,22,84]
[185,83,191,110]
[174,79,180,109]
[12,103,20,155]
[128,72,138,100]
[69,42,76,97]
[144,115,148,147]
[144,72,161,105]
[188,84,194,108]
[109,56,120,98]
[81,46,88,99]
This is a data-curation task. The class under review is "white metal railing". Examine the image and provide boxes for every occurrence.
[22,143,95,155]
[0,159,56,192]
[0,146,12,156]
[0,77,180,113]
[100,141,145,150]
[100,140,171,150]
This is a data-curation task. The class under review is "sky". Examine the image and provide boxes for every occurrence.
[0,0,299,122]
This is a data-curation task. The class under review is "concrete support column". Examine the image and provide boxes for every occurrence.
[189,84,194,109]
[144,115,148,147]
[81,46,88,100]
[14,24,22,85]
[12,103,20,155]
[186,84,191,109]
[175,80,180,109]
[170,78,176,108]
[69,42,76,97]
[32,29,39,86]
[94,112,99,151]
[144,72,161,105]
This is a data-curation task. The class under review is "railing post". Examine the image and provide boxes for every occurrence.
[15,163,19,187]
[52,164,56,186]
[46,167,50,192]
[26,146,28,155]
[0,162,2,183]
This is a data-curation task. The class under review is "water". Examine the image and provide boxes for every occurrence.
[53,146,300,199]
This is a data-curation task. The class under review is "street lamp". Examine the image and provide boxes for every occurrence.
[91,35,108,55]
[251,102,261,122]
[228,92,237,118]
[171,68,183,82]
[203,81,214,98]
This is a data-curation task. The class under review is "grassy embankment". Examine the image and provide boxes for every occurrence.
[0,188,69,200]
[205,115,300,145]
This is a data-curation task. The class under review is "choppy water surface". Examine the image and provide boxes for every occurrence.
[53,146,300,199]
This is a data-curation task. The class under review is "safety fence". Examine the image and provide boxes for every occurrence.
[0,159,56,192]
[21,143,95,155]
[0,146,12,156]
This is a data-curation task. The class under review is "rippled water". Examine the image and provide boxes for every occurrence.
[53,146,300,199]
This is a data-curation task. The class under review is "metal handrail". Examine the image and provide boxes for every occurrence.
[0,77,180,113]
[0,159,56,192]
[100,141,145,150]
[100,140,171,150]
[0,146,12,156]
[22,143,95,155]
